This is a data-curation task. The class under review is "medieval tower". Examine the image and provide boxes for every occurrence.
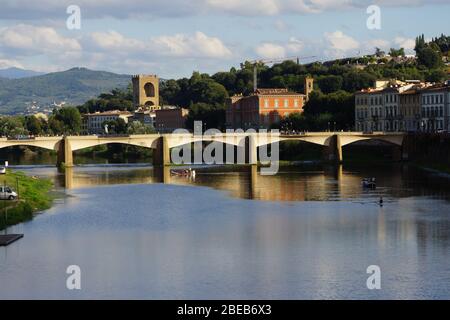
[132,74,160,111]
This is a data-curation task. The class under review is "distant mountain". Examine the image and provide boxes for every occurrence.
[0,67,45,79]
[0,67,131,114]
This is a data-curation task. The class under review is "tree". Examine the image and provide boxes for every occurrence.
[375,47,385,57]
[50,106,82,134]
[415,34,426,53]
[102,118,127,134]
[389,48,405,57]
[426,69,447,83]
[0,116,28,137]
[317,75,343,94]
[25,116,43,135]
[185,103,226,130]
[417,47,442,69]
[127,121,155,134]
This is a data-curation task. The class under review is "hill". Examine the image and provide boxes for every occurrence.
[0,67,44,79]
[0,67,131,114]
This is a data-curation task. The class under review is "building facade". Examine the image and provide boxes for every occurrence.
[420,84,450,132]
[355,80,450,132]
[399,87,422,132]
[154,107,189,133]
[226,77,312,129]
[82,110,132,134]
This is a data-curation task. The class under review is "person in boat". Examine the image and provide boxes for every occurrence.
[379,196,384,206]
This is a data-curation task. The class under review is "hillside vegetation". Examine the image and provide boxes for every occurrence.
[0,67,130,114]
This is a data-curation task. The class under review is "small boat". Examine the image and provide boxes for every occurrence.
[362,178,376,189]
[170,168,196,178]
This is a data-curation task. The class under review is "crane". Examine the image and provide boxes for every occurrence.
[248,56,317,92]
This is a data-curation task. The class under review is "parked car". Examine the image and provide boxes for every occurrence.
[0,186,17,200]
[0,167,5,174]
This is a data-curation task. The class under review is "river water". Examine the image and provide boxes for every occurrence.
[0,163,449,299]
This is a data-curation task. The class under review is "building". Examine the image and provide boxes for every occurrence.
[226,77,312,129]
[355,80,421,132]
[154,107,189,133]
[399,86,422,132]
[82,110,132,134]
[130,109,156,128]
[419,83,450,132]
[132,74,160,111]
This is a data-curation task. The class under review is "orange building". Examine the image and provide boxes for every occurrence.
[226,78,312,129]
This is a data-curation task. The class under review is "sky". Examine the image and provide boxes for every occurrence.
[0,0,449,78]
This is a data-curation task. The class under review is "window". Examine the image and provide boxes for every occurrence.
[274,99,279,108]
[264,99,269,108]
[284,99,288,108]
[294,99,298,108]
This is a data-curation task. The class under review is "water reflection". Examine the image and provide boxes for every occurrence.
[1,163,450,299]
[25,163,450,202]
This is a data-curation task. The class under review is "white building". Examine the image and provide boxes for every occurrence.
[355,80,416,132]
[82,110,132,134]
[420,83,450,132]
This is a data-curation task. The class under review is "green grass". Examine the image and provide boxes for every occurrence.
[0,170,53,230]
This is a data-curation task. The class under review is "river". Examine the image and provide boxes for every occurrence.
[0,162,449,299]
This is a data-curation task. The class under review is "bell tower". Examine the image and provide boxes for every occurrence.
[304,76,314,102]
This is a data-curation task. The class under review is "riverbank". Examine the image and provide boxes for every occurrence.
[0,170,53,231]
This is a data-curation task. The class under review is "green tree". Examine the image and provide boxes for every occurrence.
[389,48,405,57]
[417,47,442,69]
[102,118,127,134]
[25,116,43,135]
[50,107,82,134]
[317,75,343,94]
[185,103,226,130]
[0,116,28,137]
[127,121,156,134]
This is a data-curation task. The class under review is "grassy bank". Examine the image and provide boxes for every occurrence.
[0,170,53,231]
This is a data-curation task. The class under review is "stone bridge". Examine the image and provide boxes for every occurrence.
[0,132,405,167]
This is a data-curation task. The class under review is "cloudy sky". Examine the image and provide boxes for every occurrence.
[0,0,449,78]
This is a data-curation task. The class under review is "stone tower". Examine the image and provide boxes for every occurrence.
[304,76,314,102]
[132,74,160,110]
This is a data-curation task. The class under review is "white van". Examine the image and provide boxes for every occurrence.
[0,186,17,200]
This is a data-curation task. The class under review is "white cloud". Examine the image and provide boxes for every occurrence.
[393,37,416,53]
[324,30,359,58]
[86,31,146,52]
[255,43,286,59]
[151,31,232,58]
[0,24,81,55]
[255,37,305,59]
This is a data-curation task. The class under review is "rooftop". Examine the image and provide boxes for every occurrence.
[84,110,132,117]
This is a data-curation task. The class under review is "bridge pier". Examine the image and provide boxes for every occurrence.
[326,134,343,163]
[245,136,257,165]
[153,136,170,166]
[56,137,73,167]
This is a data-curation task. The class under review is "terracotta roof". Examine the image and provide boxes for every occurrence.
[254,88,303,96]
